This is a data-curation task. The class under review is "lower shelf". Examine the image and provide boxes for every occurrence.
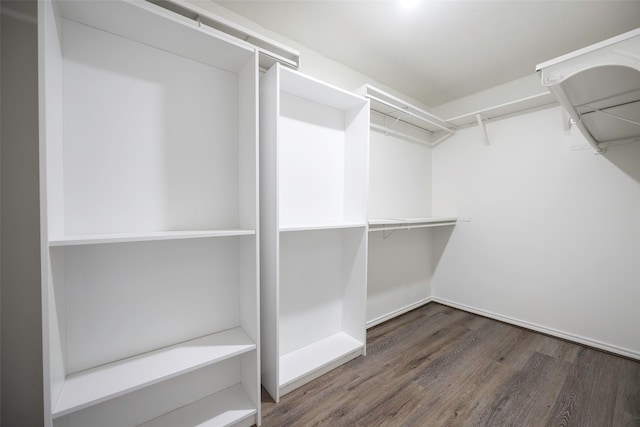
[139,384,257,427]
[279,332,363,392]
[53,327,256,418]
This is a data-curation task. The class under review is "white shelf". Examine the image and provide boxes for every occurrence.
[279,332,363,388]
[537,28,640,152]
[444,91,556,128]
[279,223,367,233]
[52,328,256,418]
[361,84,456,139]
[139,384,256,427]
[48,229,256,247]
[368,217,457,232]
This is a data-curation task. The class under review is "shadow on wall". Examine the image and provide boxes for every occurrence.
[432,226,455,272]
[603,141,640,184]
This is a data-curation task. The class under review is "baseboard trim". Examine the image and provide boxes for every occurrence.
[366,297,434,329]
[431,297,640,361]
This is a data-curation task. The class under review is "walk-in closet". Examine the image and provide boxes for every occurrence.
[1,0,639,425]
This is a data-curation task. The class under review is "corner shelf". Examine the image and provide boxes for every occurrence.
[53,328,256,418]
[537,28,640,152]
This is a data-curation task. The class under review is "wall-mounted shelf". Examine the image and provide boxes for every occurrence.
[537,28,640,153]
[280,223,367,233]
[369,217,458,232]
[444,91,557,128]
[361,85,456,146]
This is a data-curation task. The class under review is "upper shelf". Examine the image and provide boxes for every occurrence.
[536,28,640,153]
[444,91,556,128]
[360,85,456,146]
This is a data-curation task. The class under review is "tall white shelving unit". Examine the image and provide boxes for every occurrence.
[38,1,260,426]
[260,64,370,401]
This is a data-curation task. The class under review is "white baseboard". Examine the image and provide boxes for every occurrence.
[431,297,640,361]
[366,297,433,329]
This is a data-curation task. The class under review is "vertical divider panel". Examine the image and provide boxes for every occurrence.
[341,228,368,346]
[238,51,260,419]
[39,0,65,415]
[343,106,370,225]
[259,65,281,401]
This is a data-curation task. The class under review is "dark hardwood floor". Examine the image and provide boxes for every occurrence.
[261,303,640,426]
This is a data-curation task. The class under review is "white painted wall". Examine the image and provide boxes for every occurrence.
[367,228,434,326]
[432,106,640,358]
[368,128,432,219]
[366,127,434,326]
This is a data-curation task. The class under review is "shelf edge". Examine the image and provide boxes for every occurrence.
[52,328,256,418]
[48,230,256,247]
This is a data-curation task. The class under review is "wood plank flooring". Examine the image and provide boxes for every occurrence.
[261,303,640,426]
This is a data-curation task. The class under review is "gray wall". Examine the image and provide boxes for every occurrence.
[1,1,44,425]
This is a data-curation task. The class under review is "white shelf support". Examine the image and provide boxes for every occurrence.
[562,108,573,135]
[476,114,490,146]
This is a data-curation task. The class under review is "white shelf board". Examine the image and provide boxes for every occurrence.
[53,328,256,418]
[368,217,457,232]
[279,223,367,233]
[445,91,556,128]
[279,332,363,388]
[279,65,368,112]
[369,217,458,225]
[48,230,256,247]
[536,28,640,152]
[362,84,456,135]
[536,28,640,71]
[139,383,256,427]
[57,0,255,74]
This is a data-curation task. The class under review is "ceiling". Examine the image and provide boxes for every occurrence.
[215,0,640,107]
